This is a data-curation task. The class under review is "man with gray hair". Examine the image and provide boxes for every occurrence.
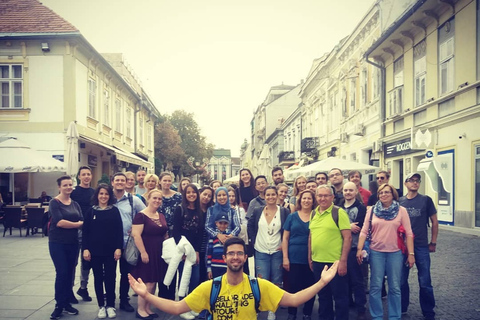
[309,184,352,320]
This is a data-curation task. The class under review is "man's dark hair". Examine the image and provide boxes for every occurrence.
[77,165,92,176]
[271,167,283,176]
[348,170,362,179]
[329,168,343,175]
[92,183,116,206]
[307,177,317,184]
[315,172,328,180]
[111,172,127,182]
[254,175,267,184]
[223,237,247,255]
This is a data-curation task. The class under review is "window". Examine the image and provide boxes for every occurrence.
[394,56,404,88]
[439,18,455,95]
[341,87,347,117]
[0,64,23,108]
[414,110,427,126]
[361,68,367,106]
[103,88,110,127]
[126,105,132,138]
[438,98,455,117]
[414,40,427,106]
[394,118,404,133]
[115,98,122,133]
[147,124,152,150]
[139,113,144,146]
[349,79,356,115]
[372,67,381,100]
[88,78,96,118]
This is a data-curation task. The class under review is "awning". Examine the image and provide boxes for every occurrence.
[417,154,453,194]
[80,135,150,168]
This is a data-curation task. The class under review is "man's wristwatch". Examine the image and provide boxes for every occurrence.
[429,242,436,246]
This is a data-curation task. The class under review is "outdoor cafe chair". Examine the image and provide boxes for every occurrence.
[2,207,27,237]
[25,207,46,237]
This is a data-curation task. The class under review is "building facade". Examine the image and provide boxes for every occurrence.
[0,0,159,199]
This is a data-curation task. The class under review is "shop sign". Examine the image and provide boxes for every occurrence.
[52,155,64,162]
[384,138,414,158]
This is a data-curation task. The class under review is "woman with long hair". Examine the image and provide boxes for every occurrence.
[131,189,168,319]
[82,184,123,319]
[125,171,136,195]
[290,175,307,207]
[247,186,289,320]
[49,175,83,320]
[140,173,159,205]
[159,172,182,234]
[179,177,192,194]
[172,184,204,320]
[198,186,214,283]
[282,189,317,320]
[277,183,295,213]
[236,168,258,211]
[357,184,414,320]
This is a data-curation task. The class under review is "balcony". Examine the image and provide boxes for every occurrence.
[301,137,319,153]
[278,151,295,166]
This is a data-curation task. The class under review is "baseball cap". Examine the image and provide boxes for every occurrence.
[405,172,421,182]
[215,214,229,223]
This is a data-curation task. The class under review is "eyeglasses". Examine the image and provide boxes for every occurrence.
[225,251,245,257]
[406,179,421,183]
[378,191,392,195]
[316,194,332,199]
[376,176,386,180]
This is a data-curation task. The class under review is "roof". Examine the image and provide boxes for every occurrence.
[271,84,296,90]
[0,0,79,33]
[213,149,231,157]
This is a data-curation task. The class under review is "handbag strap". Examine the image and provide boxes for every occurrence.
[367,209,374,240]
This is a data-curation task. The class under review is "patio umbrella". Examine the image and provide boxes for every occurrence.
[292,157,378,178]
[0,137,66,202]
[256,144,272,178]
[66,121,79,186]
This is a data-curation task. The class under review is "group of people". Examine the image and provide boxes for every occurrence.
[46,165,438,320]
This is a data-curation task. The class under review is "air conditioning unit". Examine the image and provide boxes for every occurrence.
[372,140,383,152]
[340,133,348,143]
[353,124,365,136]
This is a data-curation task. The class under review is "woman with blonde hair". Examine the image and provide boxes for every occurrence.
[124,171,136,195]
[290,175,307,207]
[140,174,159,205]
[276,183,295,213]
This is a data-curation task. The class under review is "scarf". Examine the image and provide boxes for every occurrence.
[211,187,231,221]
[373,200,399,221]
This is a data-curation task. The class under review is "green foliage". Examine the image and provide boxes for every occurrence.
[97,174,110,186]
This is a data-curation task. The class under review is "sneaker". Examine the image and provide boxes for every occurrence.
[179,312,195,319]
[69,295,79,304]
[119,302,135,312]
[267,311,276,320]
[50,307,63,320]
[76,288,92,302]
[63,305,79,315]
[106,307,117,319]
[98,307,107,319]
[191,311,199,316]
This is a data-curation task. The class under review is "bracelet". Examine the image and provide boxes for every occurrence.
[409,253,414,256]
[429,242,436,246]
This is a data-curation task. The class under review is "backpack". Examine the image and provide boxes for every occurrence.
[208,275,261,320]
[310,205,340,228]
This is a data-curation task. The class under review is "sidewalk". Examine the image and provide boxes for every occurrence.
[1,225,479,320]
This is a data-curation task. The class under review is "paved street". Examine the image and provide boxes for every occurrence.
[0,225,479,320]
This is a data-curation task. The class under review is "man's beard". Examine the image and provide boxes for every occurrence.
[227,262,244,273]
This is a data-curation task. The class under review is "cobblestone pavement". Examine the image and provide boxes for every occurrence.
[0,225,479,320]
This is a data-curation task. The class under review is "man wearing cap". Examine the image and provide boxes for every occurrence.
[399,173,438,320]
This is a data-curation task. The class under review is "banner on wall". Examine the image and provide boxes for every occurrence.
[417,150,454,223]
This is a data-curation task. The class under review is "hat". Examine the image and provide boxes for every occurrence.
[215,214,229,223]
[405,172,421,182]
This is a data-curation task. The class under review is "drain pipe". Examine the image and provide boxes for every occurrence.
[365,57,386,140]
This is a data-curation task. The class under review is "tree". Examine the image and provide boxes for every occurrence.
[154,121,185,175]
[169,110,214,177]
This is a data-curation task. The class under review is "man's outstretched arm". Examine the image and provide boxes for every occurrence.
[128,274,190,315]
[279,261,339,307]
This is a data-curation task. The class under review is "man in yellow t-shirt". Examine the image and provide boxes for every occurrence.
[129,237,339,320]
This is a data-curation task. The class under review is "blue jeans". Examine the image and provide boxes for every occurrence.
[312,261,349,320]
[254,250,283,286]
[49,242,78,308]
[401,246,435,318]
[178,261,200,298]
[369,250,404,320]
[347,249,366,313]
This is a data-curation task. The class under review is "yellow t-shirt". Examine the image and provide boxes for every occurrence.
[184,273,285,320]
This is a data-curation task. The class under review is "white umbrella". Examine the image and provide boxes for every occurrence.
[223,174,239,185]
[66,121,79,186]
[256,144,272,179]
[0,137,66,202]
[292,157,378,178]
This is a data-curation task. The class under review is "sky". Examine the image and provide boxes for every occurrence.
[41,0,375,157]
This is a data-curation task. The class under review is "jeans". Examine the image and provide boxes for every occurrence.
[91,255,117,307]
[288,263,315,316]
[369,250,403,320]
[347,249,366,313]
[49,242,78,308]
[312,261,349,320]
[119,254,132,303]
[254,250,283,286]
[178,261,200,298]
[401,246,435,318]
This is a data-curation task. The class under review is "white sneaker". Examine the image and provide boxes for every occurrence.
[98,307,107,319]
[180,312,195,319]
[267,311,276,320]
[191,311,199,316]
[106,307,116,319]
